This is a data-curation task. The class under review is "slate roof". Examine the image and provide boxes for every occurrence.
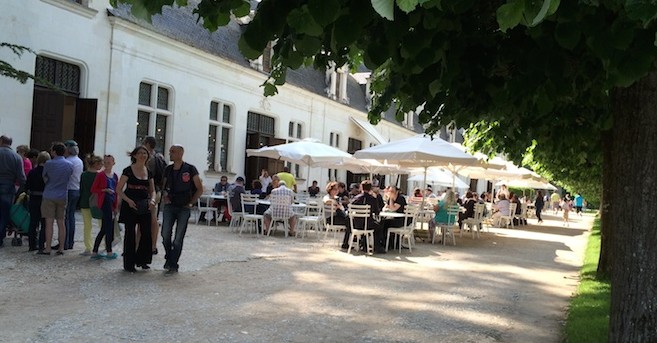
[107,2,423,133]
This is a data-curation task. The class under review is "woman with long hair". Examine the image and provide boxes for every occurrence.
[79,154,103,255]
[90,155,119,259]
[117,146,156,272]
[432,189,457,241]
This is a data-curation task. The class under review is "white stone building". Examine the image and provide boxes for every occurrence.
[1,0,429,190]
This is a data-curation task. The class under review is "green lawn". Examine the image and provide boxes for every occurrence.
[564,217,610,342]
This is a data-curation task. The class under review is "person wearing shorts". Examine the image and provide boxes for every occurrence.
[39,142,73,255]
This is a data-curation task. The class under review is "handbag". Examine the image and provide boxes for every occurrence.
[89,193,103,219]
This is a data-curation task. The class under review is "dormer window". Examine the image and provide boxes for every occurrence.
[325,63,350,104]
[249,41,273,73]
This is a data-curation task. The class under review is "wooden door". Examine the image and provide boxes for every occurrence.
[74,98,97,158]
[30,89,65,151]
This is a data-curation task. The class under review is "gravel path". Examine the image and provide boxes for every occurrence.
[0,211,592,343]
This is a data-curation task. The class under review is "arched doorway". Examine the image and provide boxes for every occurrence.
[30,55,97,156]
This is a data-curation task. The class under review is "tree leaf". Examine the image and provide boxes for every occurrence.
[396,0,419,13]
[287,6,324,36]
[232,1,251,18]
[308,0,340,26]
[262,82,279,96]
[238,36,263,60]
[625,0,657,27]
[530,0,555,26]
[554,21,581,50]
[371,0,395,20]
[496,0,524,32]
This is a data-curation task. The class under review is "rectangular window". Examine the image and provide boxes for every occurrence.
[136,81,171,154]
[328,132,341,181]
[287,121,304,178]
[347,138,362,154]
[208,100,233,172]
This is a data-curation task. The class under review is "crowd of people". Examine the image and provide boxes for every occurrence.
[1,133,588,266]
[0,135,203,275]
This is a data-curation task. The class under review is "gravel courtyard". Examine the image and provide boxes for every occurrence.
[0,211,593,343]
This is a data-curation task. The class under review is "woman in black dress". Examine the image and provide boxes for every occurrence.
[117,146,156,272]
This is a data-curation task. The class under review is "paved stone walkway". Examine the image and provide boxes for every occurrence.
[0,211,593,342]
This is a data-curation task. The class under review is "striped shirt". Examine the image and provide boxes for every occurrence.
[66,155,83,190]
[265,186,296,219]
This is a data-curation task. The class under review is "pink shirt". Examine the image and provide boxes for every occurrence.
[22,157,32,179]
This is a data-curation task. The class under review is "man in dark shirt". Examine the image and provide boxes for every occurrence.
[0,135,26,247]
[341,180,385,253]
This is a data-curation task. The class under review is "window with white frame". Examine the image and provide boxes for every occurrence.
[328,132,340,181]
[208,101,233,172]
[287,121,303,176]
[136,82,171,155]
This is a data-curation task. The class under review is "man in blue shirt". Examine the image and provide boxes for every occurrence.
[574,193,584,217]
[0,135,26,247]
[39,142,73,255]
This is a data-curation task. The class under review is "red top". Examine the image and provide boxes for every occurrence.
[91,171,119,211]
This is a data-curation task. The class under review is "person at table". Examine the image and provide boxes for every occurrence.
[228,176,246,213]
[307,180,320,197]
[263,180,297,236]
[491,193,511,227]
[431,189,457,241]
[381,186,408,248]
[337,182,349,199]
[424,186,438,198]
[413,187,423,198]
[457,191,476,231]
[323,181,347,226]
[341,180,384,253]
[510,193,525,225]
[250,180,263,198]
[264,175,280,197]
[276,166,297,192]
[212,175,230,222]
[258,169,271,193]
[348,183,360,198]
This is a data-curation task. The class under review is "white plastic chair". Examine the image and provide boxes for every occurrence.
[267,194,294,237]
[515,203,528,225]
[433,205,460,246]
[227,198,243,231]
[196,194,218,226]
[499,203,517,228]
[297,201,323,239]
[347,204,374,255]
[240,193,263,236]
[323,203,347,240]
[386,207,418,253]
[462,203,485,239]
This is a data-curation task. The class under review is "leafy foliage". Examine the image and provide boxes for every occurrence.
[0,43,36,83]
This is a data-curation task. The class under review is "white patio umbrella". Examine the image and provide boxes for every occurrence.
[246,138,363,186]
[246,138,357,167]
[353,134,479,193]
[408,168,469,189]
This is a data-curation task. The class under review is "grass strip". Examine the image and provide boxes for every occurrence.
[564,216,610,342]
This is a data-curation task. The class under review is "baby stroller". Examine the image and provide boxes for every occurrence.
[9,192,30,246]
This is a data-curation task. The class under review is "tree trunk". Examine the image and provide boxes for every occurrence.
[597,131,613,278]
[609,71,657,342]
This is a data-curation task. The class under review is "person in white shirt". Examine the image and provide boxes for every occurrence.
[259,169,272,193]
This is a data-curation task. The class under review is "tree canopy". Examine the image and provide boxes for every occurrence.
[113,1,657,340]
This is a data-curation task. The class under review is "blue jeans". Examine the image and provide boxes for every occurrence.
[65,189,80,249]
[161,204,191,270]
[0,183,16,245]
